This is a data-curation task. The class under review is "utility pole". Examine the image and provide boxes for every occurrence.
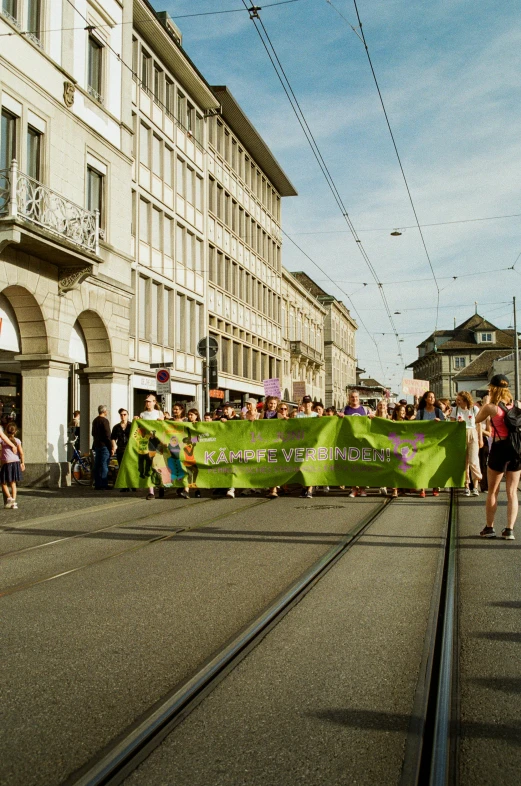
[514,296,519,401]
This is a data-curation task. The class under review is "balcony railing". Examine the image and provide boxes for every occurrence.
[290,340,323,364]
[0,160,99,255]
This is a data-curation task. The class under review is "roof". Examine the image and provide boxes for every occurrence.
[134,0,220,110]
[415,313,515,355]
[453,350,507,379]
[211,87,298,197]
[290,272,357,326]
[360,378,386,389]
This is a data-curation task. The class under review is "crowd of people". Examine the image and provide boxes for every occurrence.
[66,375,520,540]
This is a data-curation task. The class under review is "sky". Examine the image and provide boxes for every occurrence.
[152,0,521,393]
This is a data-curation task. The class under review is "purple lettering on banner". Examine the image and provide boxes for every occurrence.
[362,448,372,461]
[348,447,360,461]
[256,449,267,462]
[282,448,294,462]
[295,448,305,462]
[305,448,317,461]
[267,449,277,462]
[244,449,255,462]
[205,451,216,464]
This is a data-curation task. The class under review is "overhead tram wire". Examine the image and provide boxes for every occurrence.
[336,0,442,338]
[240,2,405,372]
[290,211,521,235]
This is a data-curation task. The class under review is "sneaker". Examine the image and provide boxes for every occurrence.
[226,489,235,498]
[146,493,155,500]
[4,498,13,509]
[11,502,18,509]
[304,491,313,499]
[464,488,471,496]
[359,490,367,497]
[472,488,479,496]
[379,487,387,495]
[419,490,426,498]
[502,528,515,540]
[480,526,496,538]
[348,491,357,498]
[178,489,189,499]
[432,489,440,497]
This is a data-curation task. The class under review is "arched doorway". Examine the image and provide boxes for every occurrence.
[0,291,22,428]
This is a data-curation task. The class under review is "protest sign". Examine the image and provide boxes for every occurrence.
[116,417,466,491]
[263,378,281,398]
[292,381,306,401]
[402,378,430,397]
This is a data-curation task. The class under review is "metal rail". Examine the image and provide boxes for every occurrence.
[64,498,392,786]
[401,489,458,786]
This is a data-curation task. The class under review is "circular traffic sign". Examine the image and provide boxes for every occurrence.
[197,336,218,358]
[156,369,170,384]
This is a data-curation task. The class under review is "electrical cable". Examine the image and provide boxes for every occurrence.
[289,212,521,235]
[241,2,404,374]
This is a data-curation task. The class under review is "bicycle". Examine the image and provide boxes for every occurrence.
[69,438,93,486]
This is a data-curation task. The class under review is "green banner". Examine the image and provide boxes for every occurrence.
[115,417,466,490]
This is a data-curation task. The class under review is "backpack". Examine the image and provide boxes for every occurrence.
[498,402,521,455]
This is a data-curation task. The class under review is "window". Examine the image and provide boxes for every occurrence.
[150,282,159,343]
[208,245,216,282]
[26,126,41,180]
[194,302,202,351]
[138,276,147,339]
[1,109,17,170]
[221,337,230,373]
[186,102,194,134]
[139,122,150,166]
[195,238,203,272]
[454,357,465,369]
[195,113,203,144]
[185,166,193,204]
[87,166,103,224]
[177,90,185,126]
[152,134,161,177]
[139,198,149,243]
[481,332,492,342]
[195,175,203,211]
[164,146,173,187]
[233,342,240,376]
[141,49,151,90]
[1,0,18,21]
[185,231,193,269]
[132,36,138,78]
[152,207,161,250]
[87,35,103,101]
[153,65,163,104]
[176,293,184,350]
[163,215,173,257]
[27,0,41,41]
[176,157,184,197]
[163,288,174,346]
[185,298,192,353]
[165,77,174,115]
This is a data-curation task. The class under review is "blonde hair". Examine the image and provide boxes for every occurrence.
[456,391,474,409]
[489,383,512,406]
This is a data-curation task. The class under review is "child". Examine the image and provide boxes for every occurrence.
[1,423,24,509]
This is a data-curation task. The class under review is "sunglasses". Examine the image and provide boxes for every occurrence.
[280,407,288,410]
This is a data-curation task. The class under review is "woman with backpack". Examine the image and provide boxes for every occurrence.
[476,374,520,540]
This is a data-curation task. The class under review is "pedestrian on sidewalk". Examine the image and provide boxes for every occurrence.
[91,405,112,490]
[476,374,520,540]
[1,423,24,509]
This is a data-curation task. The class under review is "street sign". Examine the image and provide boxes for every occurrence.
[197,336,218,359]
[156,368,171,395]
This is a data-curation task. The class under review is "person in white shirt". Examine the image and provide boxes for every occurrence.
[450,391,482,496]
[135,395,164,500]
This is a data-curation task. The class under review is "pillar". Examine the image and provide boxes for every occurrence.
[18,355,71,487]
[83,367,131,429]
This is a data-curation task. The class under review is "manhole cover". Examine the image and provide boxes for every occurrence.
[296,504,346,510]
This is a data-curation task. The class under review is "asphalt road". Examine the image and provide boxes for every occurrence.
[1,489,383,786]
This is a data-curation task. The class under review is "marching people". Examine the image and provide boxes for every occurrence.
[111,408,133,492]
[339,389,373,498]
[296,395,319,498]
[375,399,390,495]
[1,422,24,509]
[476,374,520,540]
[241,398,259,421]
[415,391,445,498]
[221,401,241,498]
[477,395,491,492]
[135,394,164,500]
[450,391,482,496]
[262,397,280,498]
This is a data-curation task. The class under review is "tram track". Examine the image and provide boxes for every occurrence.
[63,498,393,786]
[63,492,459,786]
[0,498,270,598]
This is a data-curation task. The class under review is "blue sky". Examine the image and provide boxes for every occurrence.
[152,0,521,392]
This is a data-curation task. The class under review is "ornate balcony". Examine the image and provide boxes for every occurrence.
[0,160,100,291]
[290,340,323,365]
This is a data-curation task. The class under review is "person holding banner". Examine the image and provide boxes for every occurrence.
[415,391,445,498]
[339,390,373,498]
[476,374,520,540]
[450,392,482,497]
[136,395,164,500]
[296,396,319,498]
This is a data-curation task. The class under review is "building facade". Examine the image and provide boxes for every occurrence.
[206,87,297,406]
[0,0,134,482]
[130,2,219,414]
[280,269,326,403]
[408,314,516,399]
[291,272,357,408]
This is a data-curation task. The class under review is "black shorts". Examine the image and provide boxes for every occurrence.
[488,439,521,473]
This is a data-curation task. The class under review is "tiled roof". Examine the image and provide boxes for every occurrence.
[360,378,386,388]
[417,313,515,350]
[453,350,507,379]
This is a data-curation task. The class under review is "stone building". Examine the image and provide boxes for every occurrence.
[290,272,357,408]
[407,314,516,399]
[130,2,219,413]
[0,0,134,483]
[280,269,326,403]
[206,87,297,406]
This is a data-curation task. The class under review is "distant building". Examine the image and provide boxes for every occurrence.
[407,314,516,399]
[290,272,357,408]
[280,270,326,403]
[354,378,389,409]
[453,350,509,398]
